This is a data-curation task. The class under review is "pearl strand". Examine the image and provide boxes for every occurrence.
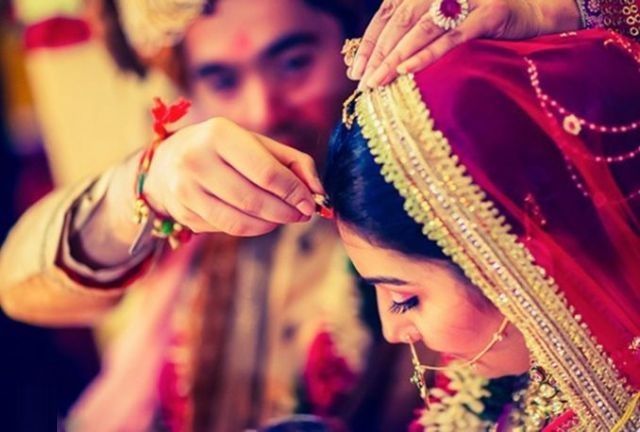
[525,57,640,202]
[526,58,640,163]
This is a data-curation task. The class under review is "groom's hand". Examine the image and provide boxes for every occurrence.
[142,117,324,236]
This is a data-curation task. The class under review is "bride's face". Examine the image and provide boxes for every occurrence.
[338,222,530,378]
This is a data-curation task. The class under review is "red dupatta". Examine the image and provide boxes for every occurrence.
[354,28,639,430]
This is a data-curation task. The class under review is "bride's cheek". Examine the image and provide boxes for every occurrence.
[417,306,480,354]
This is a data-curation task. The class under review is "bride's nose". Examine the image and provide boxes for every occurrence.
[382,319,421,344]
[402,329,422,344]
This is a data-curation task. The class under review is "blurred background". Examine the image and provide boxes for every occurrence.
[0,0,170,429]
[0,2,97,430]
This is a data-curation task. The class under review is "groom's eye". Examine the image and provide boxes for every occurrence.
[389,296,419,314]
[207,70,239,93]
[271,49,316,85]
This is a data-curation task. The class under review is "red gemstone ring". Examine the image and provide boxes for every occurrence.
[429,0,470,31]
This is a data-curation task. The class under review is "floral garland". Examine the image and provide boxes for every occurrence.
[412,366,493,431]
[408,363,571,431]
[300,330,357,417]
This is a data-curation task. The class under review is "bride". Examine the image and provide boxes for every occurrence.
[324,27,640,431]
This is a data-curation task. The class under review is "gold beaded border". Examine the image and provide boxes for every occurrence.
[354,74,639,430]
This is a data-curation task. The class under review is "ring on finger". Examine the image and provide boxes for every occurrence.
[429,0,470,31]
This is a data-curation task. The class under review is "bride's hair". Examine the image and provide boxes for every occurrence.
[324,122,494,309]
[324,123,448,261]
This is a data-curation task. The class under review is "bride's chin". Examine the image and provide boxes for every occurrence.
[473,358,530,379]
[473,363,509,379]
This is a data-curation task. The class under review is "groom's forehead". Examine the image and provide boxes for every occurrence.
[190,0,341,38]
[184,0,340,62]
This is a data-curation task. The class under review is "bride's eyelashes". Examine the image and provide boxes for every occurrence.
[389,296,419,314]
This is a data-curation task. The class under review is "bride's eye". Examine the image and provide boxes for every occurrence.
[389,296,419,314]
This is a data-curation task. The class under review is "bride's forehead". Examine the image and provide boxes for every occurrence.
[336,221,400,260]
[336,220,456,276]
[336,221,373,248]
[336,222,407,272]
[337,221,422,265]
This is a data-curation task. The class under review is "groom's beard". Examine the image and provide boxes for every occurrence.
[269,121,328,168]
[267,89,350,170]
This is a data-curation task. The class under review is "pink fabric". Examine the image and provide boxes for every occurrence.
[68,238,201,432]
[413,29,640,391]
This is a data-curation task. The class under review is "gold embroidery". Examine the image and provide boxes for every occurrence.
[342,90,360,129]
[586,0,640,39]
[602,0,640,39]
[515,364,570,430]
[354,74,640,430]
[341,38,361,67]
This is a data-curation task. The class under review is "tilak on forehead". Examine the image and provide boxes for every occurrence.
[231,32,253,53]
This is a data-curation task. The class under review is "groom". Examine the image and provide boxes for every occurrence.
[0,0,420,431]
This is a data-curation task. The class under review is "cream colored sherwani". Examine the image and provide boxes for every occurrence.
[0,169,378,431]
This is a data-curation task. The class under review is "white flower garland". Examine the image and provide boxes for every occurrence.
[416,365,492,432]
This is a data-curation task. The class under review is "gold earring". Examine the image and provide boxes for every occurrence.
[341,37,361,67]
[341,90,361,129]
